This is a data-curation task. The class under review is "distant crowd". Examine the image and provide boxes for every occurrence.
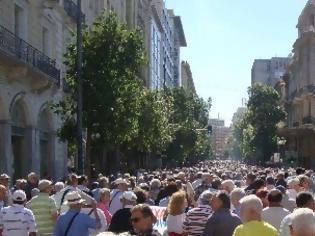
[1,160,315,236]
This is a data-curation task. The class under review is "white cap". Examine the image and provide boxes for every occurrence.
[115,178,129,185]
[64,191,85,205]
[13,190,26,202]
[120,191,137,202]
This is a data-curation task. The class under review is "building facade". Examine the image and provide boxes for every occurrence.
[0,0,105,179]
[251,57,289,87]
[208,119,230,159]
[278,0,315,168]
[181,61,196,93]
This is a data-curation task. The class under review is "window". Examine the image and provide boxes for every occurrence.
[310,14,315,27]
[42,27,51,57]
[14,4,24,39]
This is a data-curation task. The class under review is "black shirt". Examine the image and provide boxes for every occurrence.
[109,207,132,233]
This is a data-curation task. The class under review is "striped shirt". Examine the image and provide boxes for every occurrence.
[0,204,37,236]
[183,204,212,236]
[26,192,57,234]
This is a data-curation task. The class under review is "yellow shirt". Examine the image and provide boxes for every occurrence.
[233,220,278,236]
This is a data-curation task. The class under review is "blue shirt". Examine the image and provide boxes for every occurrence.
[53,209,97,236]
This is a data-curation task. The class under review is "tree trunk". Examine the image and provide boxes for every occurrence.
[85,129,92,176]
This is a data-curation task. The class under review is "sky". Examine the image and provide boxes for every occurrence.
[165,0,307,126]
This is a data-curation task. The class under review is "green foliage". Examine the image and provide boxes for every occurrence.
[52,13,213,167]
[165,88,212,163]
[53,13,145,150]
[237,84,286,163]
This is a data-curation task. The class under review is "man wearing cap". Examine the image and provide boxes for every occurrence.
[53,191,101,236]
[55,174,96,213]
[109,178,128,215]
[26,179,58,235]
[108,191,137,233]
[183,190,213,236]
[0,190,37,236]
[0,174,12,207]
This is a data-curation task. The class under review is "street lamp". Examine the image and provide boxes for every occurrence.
[76,0,84,174]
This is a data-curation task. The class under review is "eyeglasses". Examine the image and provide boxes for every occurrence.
[130,217,142,223]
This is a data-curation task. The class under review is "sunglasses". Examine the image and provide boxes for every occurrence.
[130,217,142,223]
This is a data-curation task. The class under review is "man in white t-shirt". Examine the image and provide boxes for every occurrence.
[109,178,128,215]
[0,190,37,236]
[262,189,290,230]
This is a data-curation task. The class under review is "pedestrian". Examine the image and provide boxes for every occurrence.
[279,192,315,236]
[232,195,277,236]
[96,188,112,225]
[202,191,241,236]
[0,190,37,236]
[0,185,6,210]
[183,190,213,236]
[289,208,315,236]
[55,174,95,213]
[109,178,129,215]
[166,190,187,236]
[130,204,161,236]
[194,173,213,200]
[53,191,101,236]
[25,172,39,201]
[26,179,58,236]
[0,174,12,207]
[108,191,137,233]
[230,188,245,217]
[261,189,290,230]
[221,180,235,193]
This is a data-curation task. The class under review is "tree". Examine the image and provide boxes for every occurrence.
[238,84,286,163]
[165,88,212,164]
[52,13,145,172]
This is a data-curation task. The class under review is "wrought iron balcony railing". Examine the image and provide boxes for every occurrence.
[63,0,85,23]
[0,24,60,86]
[302,116,315,125]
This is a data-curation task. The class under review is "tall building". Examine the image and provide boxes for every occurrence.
[181,61,196,93]
[231,107,246,124]
[278,0,315,168]
[0,0,105,179]
[251,57,289,87]
[209,118,230,159]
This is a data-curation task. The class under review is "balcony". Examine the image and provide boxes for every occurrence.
[302,116,315,125]
[0,24,60,86]
[293,121,300,127]
[63,0,85,23]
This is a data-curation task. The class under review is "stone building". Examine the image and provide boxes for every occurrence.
[0,0,105,179]
[277,0,315,168]
[208,119,230,159]
[251,57,289,87]
[181,61,196,93]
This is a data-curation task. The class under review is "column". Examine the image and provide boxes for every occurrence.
[25,127,40,176]
[48,132,56,179]
[0,121,12,176]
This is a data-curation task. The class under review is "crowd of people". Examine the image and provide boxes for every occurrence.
[1,160,315,236]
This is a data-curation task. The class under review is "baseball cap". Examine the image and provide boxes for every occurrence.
[13,190,26,202]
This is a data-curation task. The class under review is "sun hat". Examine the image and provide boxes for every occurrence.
[64,191,85,205]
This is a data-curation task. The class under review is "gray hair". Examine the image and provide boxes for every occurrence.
[240,195,263,215]
[54,182,65,192]
[291,208,315,234]
[230,188,245,202]
[199,190,213,205]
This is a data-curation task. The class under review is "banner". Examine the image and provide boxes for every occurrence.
[150,206,167,234]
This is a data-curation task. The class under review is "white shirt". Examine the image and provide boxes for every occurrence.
[159,197,169,207]
[0,204,37,236]
[287,189,297,200]
[109,189,123,215]
[262,206,290,230]
[166,213,185,234]
[80,207,107,236]
[279,212,294,236]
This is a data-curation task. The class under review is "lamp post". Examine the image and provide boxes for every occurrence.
[76,0,84,174]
